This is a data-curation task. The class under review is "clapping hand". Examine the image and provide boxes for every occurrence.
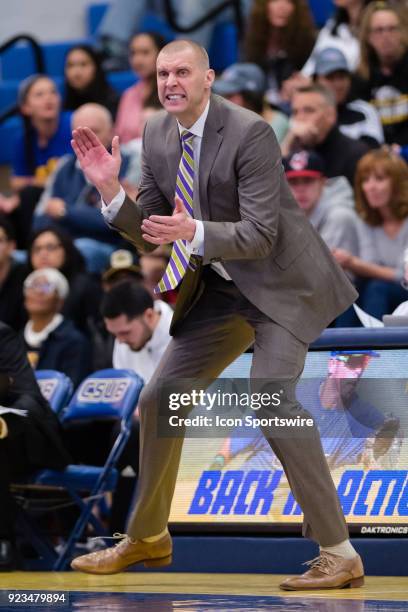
[71,127,121,203]
[141,195,196,245]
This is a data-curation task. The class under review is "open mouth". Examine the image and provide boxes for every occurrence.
[165,94,186,101]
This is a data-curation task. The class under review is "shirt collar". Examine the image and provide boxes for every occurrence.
[177,99,210,139]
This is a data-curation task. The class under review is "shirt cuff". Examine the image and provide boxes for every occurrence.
[188,219,204,256]
[101,186,126,223]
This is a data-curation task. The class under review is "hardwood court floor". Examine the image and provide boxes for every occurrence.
[0,573,407,611]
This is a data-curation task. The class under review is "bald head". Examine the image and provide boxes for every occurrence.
[73,103,113,147]
[158,40,210,70]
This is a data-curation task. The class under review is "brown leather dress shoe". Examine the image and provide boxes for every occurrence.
[70,533,172,574]
[279,552,364,590]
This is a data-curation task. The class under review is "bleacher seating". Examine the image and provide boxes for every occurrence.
[0,1,335,166]
[14,368,143,571]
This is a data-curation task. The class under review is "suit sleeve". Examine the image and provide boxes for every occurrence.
[0,324,48,428]
[109,120,173,253]
[202,120,282,263]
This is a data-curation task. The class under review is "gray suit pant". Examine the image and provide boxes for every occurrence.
[126,269,349,546]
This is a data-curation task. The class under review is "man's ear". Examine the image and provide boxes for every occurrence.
[206,69,215,89]
[143,307,155,324]
[327,104,337,126]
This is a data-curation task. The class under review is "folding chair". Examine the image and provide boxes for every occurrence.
[15,369,143,571]
[35,369,74,414]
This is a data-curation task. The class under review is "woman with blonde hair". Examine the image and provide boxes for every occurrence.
[356,1,408,145]
[245,0,316,107]
[333,148,408,320]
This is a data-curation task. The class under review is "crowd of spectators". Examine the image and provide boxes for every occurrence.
[0,0,407,411]
[0,0,408,570]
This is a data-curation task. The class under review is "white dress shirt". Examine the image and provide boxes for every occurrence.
[101,100,231,281]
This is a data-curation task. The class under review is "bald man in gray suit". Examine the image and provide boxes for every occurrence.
[71,40,364,590]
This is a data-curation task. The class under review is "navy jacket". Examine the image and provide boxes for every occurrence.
[29,319,92,389]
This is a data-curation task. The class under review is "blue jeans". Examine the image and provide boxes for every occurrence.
[335,278,408,326]
[359,279,408,320]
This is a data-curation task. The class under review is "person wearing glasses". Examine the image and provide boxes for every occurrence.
[22,268,91,387]
[356,1,408,145]
[26,227,102,336]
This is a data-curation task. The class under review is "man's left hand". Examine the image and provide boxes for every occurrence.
[141,195,196,245]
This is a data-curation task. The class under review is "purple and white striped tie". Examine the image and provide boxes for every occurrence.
[155,130,196,293]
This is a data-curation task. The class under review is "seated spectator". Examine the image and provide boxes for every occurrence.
[102,249,143,291]
[89,250,144,371]
[282,84,370,185]
[34,103,135,273]
[283,150,359,254]
[0,75,72,248]
[101,280,173,384]
[333,149,408,320]
[302,0,371,76]
[213,62,289,143]
[63,45,120,120]
[245,0,316,108]
[115,32,164,143]
[23,268,91,387]
[0,322,71,571]
[0,216,26,332]
[355,2,408,146]
[313,47,384,147]
[27,227,103,335]
[64,280,173,533]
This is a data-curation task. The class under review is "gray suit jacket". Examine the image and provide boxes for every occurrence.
[111,94,357,342]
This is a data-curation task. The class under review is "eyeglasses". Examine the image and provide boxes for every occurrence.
[24,281,57,295]
[31,242,62,255]
[370,25,400,36]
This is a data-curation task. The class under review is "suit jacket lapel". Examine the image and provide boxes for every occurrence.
[164,96,224,216]
[166,119,182,205]
[199,96,224,220]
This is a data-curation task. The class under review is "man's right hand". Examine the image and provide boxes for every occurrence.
[71,127,122,204]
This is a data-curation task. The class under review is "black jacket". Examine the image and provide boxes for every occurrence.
[0,261,26,332]
[315,127,370,186]
[0,322,71,470]
[354,50,408,146]
[26,319,92,389]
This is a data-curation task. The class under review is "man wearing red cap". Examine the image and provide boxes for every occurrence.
[284,150,359,257]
